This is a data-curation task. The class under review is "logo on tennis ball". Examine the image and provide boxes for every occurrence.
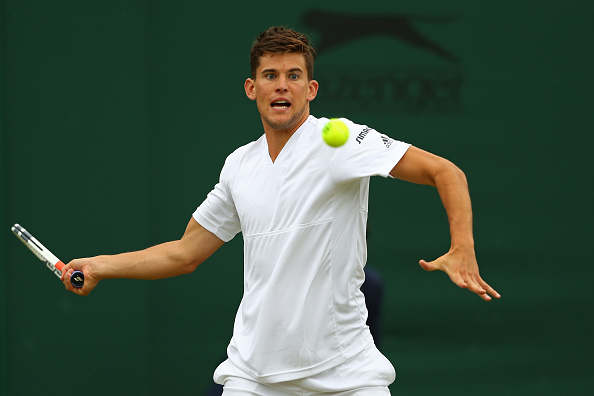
[322,119,349,147]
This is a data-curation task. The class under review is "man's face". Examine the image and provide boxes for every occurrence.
[245,52,318,134]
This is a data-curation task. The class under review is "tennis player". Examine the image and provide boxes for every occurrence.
[62,26,500,395]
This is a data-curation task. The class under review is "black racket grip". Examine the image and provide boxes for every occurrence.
[70,271,84,288]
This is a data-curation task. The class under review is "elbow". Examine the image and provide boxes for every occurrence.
[171,243,204,275]
[451,162,468,185]
[180,256,203,275]
[433,159,467,187]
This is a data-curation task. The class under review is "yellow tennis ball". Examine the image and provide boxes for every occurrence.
[322,119,349,147]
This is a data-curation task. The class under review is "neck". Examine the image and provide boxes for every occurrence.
[262,114,310,163]
[265,130,293,163]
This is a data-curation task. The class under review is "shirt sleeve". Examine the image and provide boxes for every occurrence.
[329,118,411,184]
[193,156,241,242]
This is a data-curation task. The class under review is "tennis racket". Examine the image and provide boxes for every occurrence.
[11,223,84,288]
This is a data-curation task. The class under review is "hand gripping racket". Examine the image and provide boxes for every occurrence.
[11,223,84,288]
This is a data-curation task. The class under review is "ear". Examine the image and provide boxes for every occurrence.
[307,79,319,102]
[245,78,256,100]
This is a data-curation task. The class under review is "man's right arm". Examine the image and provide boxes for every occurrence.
[60,218,225,296]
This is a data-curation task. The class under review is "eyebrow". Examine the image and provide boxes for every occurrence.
[261,67,304,74]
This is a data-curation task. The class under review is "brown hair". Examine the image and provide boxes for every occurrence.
[250,26,317,80]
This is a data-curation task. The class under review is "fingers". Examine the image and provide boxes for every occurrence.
[454,273,488,300]
[61,259,95,296]
[62,268,79,293]
[478,278,501,300]
[466,281,489,301]
[459,274,500,301]
[63,268,92,296]
[421,257,474,291]
[60,263,69,282]
[421,255,500,301]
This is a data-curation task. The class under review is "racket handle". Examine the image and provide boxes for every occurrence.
[70,271,85,288]
[55,262,85,288]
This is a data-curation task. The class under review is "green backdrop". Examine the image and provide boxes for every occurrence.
[1,1,592,395]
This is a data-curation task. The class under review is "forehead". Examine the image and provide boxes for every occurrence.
[257,52,307,73]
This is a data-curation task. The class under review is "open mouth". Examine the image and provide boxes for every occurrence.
[271,100,291,109]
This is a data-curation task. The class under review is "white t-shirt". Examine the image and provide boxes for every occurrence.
[193,115,410,383]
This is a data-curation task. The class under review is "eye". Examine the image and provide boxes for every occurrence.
[289,74,299,80]
[265,73,276,80]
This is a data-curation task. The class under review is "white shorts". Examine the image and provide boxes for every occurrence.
[214,343,395,395]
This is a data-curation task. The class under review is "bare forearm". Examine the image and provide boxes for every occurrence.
[61,219,225,296]
[433,162,475,250]
[391,147,475,249]
[93,240,198,281]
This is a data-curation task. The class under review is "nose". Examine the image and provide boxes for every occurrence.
[275,75,288,92]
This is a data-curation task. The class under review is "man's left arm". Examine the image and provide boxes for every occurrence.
[390,146,500,301]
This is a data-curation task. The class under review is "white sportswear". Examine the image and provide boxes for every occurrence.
[193,115,410,383]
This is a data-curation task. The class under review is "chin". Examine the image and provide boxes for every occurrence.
[264,116,297,131]
[265,111,309,132]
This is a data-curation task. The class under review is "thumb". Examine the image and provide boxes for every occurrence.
[61,259,79,279]
[419,259,438,272]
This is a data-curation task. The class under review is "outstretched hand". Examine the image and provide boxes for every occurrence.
[419,248,500,301]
